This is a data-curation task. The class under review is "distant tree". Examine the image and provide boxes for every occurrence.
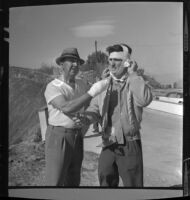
[161,84,172,89]
[167,84,172,89]
[160,84,165,89]
[80,51,108,78]
[81,70,97,84]
[143,75,161,89]
[137,68,161,89]
[173,80,183,89]
[173,82,178,89]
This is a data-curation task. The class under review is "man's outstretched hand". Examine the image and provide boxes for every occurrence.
[127,60,138,74]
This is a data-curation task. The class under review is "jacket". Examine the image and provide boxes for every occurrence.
[86,72,153,145]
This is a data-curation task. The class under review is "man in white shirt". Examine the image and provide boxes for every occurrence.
[44,47,109,186]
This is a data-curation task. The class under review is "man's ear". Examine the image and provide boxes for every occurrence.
[58,64,65,74]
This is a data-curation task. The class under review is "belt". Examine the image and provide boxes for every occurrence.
[49,125,82,133]
[105,126,141,142]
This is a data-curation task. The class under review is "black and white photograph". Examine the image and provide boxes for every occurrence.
[5,1,188,199]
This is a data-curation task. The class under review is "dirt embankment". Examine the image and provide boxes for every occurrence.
[9,138,100,187]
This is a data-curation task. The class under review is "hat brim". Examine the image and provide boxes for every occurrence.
[56,55,85,66]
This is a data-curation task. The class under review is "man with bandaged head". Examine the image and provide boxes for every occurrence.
[79,43,153,187]
[44,47,109,186]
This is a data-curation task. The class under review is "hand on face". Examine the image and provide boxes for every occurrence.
[127,60,138,74]
[101,68,110,79]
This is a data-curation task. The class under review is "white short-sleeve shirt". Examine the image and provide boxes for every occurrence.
[44,78,88,128]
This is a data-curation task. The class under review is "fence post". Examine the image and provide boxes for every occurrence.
[184,158,190,196]
[38,106,48,141]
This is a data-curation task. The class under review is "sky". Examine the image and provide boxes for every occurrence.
[9,2,183,84]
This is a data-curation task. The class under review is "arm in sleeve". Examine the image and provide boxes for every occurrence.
[44,83,92,114]
[44,83,63,104]
[127,72,153,107]
[84,96,101,124]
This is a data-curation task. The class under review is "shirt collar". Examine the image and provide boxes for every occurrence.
[110,72,127,83]
[53,78,65,86]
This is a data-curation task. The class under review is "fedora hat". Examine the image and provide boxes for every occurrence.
[56,48,85,65]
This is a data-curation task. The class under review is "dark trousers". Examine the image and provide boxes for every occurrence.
[45,125,83,186]
[98,138,143,187]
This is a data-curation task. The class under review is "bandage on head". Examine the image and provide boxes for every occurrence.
[120,45,131,59]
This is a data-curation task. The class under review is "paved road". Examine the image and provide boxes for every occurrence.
[84,108,183,187]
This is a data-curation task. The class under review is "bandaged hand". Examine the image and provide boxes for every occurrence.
[127,60,138,74]
[123,59,131,68]
[87,79,109,97]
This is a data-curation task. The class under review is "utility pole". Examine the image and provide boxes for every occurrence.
[94,40,98,82]
[95,40,98,62]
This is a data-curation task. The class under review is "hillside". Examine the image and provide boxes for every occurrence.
[9,66,52,145]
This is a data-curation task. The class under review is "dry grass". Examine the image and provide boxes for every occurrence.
[9,140,100,187]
